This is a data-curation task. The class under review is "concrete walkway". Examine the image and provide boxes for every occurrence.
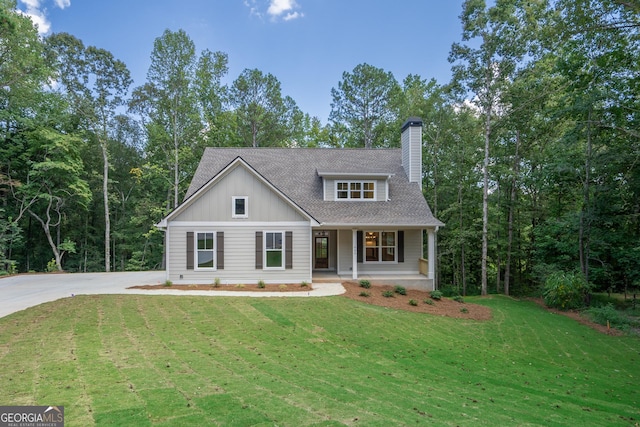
[0,271,345,319]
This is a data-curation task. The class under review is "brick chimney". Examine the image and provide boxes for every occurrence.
[401,117,423,186]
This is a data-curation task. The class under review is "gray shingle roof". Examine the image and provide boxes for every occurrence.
[184,147,443,227]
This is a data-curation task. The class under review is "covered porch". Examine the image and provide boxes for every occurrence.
[311,227,438,291]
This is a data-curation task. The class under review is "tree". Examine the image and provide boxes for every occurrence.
[46,33,132,272]
[329,63,401,148]
[228,68,300,147]
[130,29,203,209]
[449,0,528,295]
[0,0,53,272]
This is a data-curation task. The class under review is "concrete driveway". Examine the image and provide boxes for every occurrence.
[0,271,345,319]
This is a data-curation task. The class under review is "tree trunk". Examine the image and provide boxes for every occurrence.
[102,142,111,272]
[481,105,490,296]
[579,108,592,283]
[505,130,521,296]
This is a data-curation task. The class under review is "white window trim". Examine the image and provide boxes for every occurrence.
[232,196,249,218]
[263,230,285,270]
[363,230,397,263]
[195,231,217,270]
[335,180,377,201]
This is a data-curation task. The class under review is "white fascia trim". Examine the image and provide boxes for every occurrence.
[316,223,432,229]
[168,221,311,228]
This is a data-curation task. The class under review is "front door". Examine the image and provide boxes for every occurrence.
[314,237,329,269]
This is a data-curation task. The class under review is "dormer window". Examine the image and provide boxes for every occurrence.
[232,196,248,218]
[336,181,375,200]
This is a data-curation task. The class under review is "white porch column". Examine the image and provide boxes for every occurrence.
[427,228,436,281]
[352,229,358,280]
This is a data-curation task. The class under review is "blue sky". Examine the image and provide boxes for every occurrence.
[18,0,466,123]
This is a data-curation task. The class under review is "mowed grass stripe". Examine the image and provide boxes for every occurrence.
[1,294,639,426]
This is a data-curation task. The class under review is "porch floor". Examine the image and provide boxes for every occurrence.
[313,272,433,291]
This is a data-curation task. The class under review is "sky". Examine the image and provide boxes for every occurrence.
[17,0,466,123]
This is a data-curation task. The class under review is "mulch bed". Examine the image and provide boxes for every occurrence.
[128,283,312,292]
[339,281,492,321]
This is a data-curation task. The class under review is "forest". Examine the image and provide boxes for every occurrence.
[1,0,638,297]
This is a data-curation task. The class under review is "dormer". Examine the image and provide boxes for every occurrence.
[317,171,394,201]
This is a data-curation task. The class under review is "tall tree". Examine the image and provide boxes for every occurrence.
[0,0,53,272]
[130,29,202,209]
[329,63,401,148]
[449,0,527,295]
[228,68,300,147]
[46,33,132,272]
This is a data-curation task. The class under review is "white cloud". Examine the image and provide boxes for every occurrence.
[54,0,70,9]
[268,0,303,20]
[244,0,303,22]
[17,0,71,35]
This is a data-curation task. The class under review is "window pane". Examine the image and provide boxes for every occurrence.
[382,232,395,246]
[350,182,361,190]
[382,248,395,262]
[266,232,282,249]
[364,182,374,191]
[197,251,214,268]
[337,190,348,199]
[365,232,378,247]
[235,198,245,215]
[266,251,282,267]
[365,247,379,262]
[197,233,214,250]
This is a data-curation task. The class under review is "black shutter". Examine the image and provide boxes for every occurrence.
[255,231,263,269]
[186,232,194,270]
[357,231,363,263]
[285,231,293,269]
[398,230,404,263]
[217,232,224,269]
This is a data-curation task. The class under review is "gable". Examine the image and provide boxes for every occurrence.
[164,160,313,225]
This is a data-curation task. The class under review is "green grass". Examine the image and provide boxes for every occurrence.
[1,295,639,426]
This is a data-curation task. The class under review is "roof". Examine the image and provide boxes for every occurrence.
[182,147,444,228]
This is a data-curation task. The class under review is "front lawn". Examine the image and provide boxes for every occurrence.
[0,295,638,426]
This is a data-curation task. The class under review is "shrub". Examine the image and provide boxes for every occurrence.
[359,291,370,297]
[213,277,221,287]
[382,290,394,298]
[543,271,590,310]
[394,285,407,295]
[235,283,245,288]
[430,290,443,300]
[460,307,469,314]
[453,295,464,303]
[164,280,173,287]
[279,284,288,290]
[300,281,309,287]
[257,280,266,289]
[584,303,639,331]
[408,299,418,306]
[359,280,371,289]
[423,299,435,305]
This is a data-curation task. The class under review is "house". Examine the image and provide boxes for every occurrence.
[156,118,444,289]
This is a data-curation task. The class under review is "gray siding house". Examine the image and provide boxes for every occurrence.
[156,118,444,289]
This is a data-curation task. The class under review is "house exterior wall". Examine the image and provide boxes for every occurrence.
[166,163,311,284]
[166,222,311,284]
[174,165,306,223]
[336,228,423,276]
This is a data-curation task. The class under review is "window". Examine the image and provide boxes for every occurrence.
[336,181,375,200]
[364,231,396,262]
[196,232,216,269]
[232,196,248,218]
[265,231,284,269]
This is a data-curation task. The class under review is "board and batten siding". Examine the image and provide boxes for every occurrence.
[336,228,423,275]
[167,223,311,284]
[174,164,306,223]
[401,121,422,184]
